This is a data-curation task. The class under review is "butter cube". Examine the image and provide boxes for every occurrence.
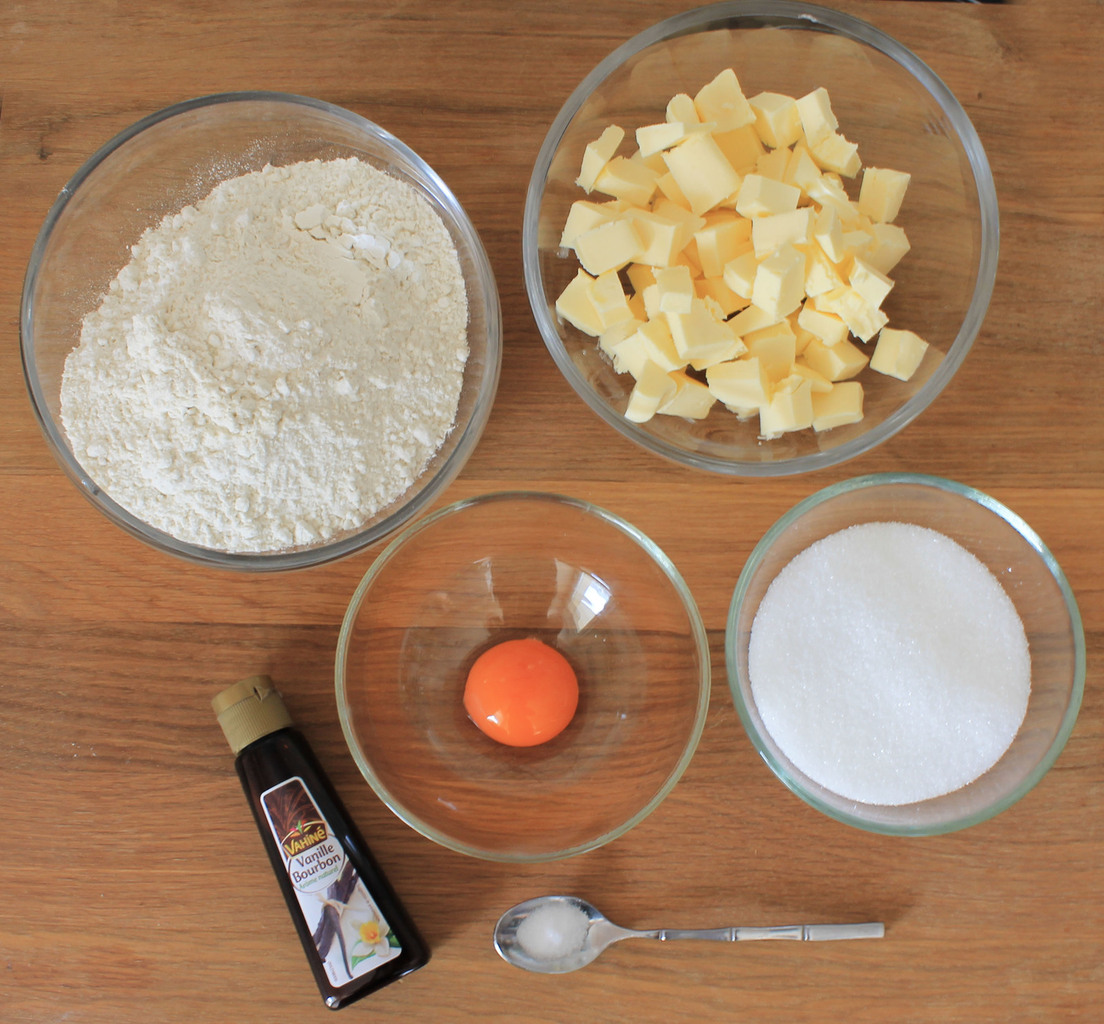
[623,209,684,267]
[651,198,707,253]
[590,269,636,330]
[848,257,894,309]
[658,370,717,419]
[594,156,660,206]
[864,222,911,275]
[555,270,604,336]
[666,92,701,125]
[743,319,798,382]
[577,125,626,192]
[812,380,864,431]
[815,285,888,342]
[606,330,650,379]
[796,87,838,147]
[870,327,929,381]
[624,359,678,423]
[783,142,823,194]
[695,213,752,278]
[706,356,770,408]
[713,124,765,175]
[810,132,861,177]
[722,249,760,299]
[574,217,643,276]
[859,167,911,223]
[729,303,780,338]
[560,200,615,249]
[631,317,683,372]
[667,298,743,365]
[800,335,869,381]
[598,317,642,354]
[694,68,756,131]
[797,301,849,347]
[760,377,814,438]
[755,144,791,182]
[655,170,692,209]
[695,275,749,317]
[752,245,806,319]
[636,121,690,158]
[806,174,861,226]
[735,173,801,218]
[662,133,742,215]
[750,92,802,148]
[626,262,657,295]
[655,264,695,314]
[789,361,833,393]
[801,243,846,298]
[752,207,812,258]
[812,205,847,263]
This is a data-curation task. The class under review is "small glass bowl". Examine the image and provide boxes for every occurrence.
[21,92,501,570]
[335,491,711,862]
[524,2,998,476]
[726,473,1084,835]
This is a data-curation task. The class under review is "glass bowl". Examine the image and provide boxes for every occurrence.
[21,91,501,570]
[726,473,1084,835]
[523,2,998,476]
[335,491,711,862]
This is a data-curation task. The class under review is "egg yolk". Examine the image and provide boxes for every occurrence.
[463,637,579,747]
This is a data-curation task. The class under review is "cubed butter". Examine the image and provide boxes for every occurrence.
[859,167,911,223]
[752,245,806,319]
[657,369,717,419]
[848,256,894,310]
[636,121,691,158]
[759,377,814,438]
[560,200,615,249]
[722,249,760,299]
[624,359,678,423]
[750,91,803,148]
[655,264,695,314]
[870,327,929,381]
[706,356,770,408]
[797,301,849,347]
[751,207,812,258]
[812,380,864,431]
[694,68,756,131]
[623,209,684,267]
[743,319,798,382]
[864,222,910,274]
[713,124,765,175]
[555,269,604,336]
[577,125,625,193]
[666,92,701,125]
[694,212,752,278]
[735,173,801,218]
[591,269,636,329]
[662,132,742,215]
[667,298,744,365]
[800,335,869,381]
[594,155,660,206]
[795,87,838,147]
[810,131,861,177]
[574,217,643,276]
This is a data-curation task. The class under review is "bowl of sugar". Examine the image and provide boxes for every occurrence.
[725,473,1084,835]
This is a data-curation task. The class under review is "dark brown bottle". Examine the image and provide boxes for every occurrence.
[213,676,429,1010]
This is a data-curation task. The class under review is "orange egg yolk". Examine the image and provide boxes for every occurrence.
[463,637,579,747]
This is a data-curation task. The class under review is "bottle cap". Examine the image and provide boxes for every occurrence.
[212,675,294,754]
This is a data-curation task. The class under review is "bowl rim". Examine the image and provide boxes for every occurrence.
[724,471,1086,835]
[334,489,713,862]
[522,1,1000,477]
[20,90,502,572]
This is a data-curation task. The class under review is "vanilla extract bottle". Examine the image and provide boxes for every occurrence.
[213,676,429,1009]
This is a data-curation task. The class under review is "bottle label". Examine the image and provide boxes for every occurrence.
[260,776,403,986]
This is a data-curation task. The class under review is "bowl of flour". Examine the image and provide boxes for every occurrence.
[725,473,1084,836]
[21,92,501,570]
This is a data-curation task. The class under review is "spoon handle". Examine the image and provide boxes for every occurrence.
[645,923,884,942]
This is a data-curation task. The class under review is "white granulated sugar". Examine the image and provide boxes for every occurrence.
[748,522,1031,806]
[61,157,468,553]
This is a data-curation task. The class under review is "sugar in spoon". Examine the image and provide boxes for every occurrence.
[494,895,884,974]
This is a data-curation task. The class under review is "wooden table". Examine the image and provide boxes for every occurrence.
[2,2,1101,1021]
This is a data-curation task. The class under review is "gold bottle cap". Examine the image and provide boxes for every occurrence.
[212,675,293,754]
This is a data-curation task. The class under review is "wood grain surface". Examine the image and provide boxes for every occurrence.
[2,2,1102,1022]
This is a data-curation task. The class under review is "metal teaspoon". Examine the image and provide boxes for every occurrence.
[493,894,885,974]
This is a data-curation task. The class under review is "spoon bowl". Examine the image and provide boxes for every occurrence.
[493,895,884,974]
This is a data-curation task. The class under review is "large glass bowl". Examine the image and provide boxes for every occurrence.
[524,2,998,476]
[335,491,711,862]
[21,92,501,570]
[726,473,1084,835]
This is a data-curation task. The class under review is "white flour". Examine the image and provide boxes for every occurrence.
[61,157,468,553]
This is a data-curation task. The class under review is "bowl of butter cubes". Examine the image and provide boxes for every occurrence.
[523,2,999,476]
